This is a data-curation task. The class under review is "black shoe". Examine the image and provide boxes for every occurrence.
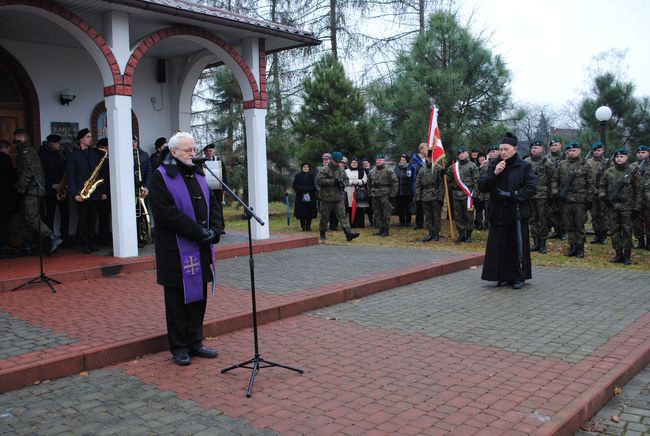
[421,232,434,242]
[48,237,63,255]
[373,230,383,236]
[345,230,360,242]
[319,231,327,241]
[173,353,191,366]
[465,231,472,243]
[559,232,567,241]
[564,244,577,257]
[189,346,218,358]
[531,238,541,252]
[575,244,585,258]
[456,231,465,243]
[81,245,91,254]
[431,232,439,241]
[623,249,632,265]
[538,239,547,254]
[381,228,389,237]
[512,281,524,289]
[497,281,514,287]
[610,249,624,263]
[89,245,99,252]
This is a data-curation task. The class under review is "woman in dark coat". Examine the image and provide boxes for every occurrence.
[292,162,318,231]
[478,132,538,289]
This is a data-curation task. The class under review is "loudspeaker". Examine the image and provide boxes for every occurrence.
[156,59,166,83]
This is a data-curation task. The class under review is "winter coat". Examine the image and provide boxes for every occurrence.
[599,163,642,212]
[368,165,398,198]
[524,155,554,199]
[292,170,318,219]
[409,153,426,194]
[415,162,444,202]
[344,168,368,208]
[552,156,593,203]
[316,162,348,202]
[394,163,415,197]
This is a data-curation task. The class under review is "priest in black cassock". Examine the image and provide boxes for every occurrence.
[478,132,538,289]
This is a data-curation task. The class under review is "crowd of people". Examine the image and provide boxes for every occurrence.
[291,134,649,287]
[0,128,229,257]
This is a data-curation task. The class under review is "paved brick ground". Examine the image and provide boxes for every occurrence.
[0,312,74,360]
[578,362,650,435]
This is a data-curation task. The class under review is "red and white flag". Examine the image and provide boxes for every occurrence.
[427,106,445,164]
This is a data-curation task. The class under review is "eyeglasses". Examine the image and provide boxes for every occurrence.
[176,147,198,154]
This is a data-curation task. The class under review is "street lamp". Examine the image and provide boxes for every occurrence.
[595,105,612,148]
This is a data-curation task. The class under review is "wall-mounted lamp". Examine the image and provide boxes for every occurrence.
[59,88,76,105]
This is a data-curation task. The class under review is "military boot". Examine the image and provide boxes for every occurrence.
[564,244,577,257]
[610,249,623,263]
[635,236,646,249]
[319,231,327,241]
[623,249,632,265]
[465,230,472,243]
[431,232,439,241]
[589,233,600,244]
[599,230,609,244]
[381,228,389,237]
[421,231,434,242]
[575,244,585,258]
[344,229,360,242]
[531,238,541,252]
[456,230,465,243]
[373,229,383,236]
[538,239,547,254]
[559,231,567,241]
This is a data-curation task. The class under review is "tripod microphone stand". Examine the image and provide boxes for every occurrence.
[12,167,60,293]
[195,158,303,397]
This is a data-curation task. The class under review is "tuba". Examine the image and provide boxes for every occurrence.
[80,148,108,200]
[134,148,153,243]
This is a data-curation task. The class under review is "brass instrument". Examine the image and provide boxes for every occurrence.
[134,147,153,243]
[79,148,108,200]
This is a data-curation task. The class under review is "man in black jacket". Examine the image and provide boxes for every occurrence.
[478,132,538,289]
[150,131,223,366]
[39,134,69,244]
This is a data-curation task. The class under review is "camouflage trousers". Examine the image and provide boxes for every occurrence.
[319,199,350,233]
[608,209,633,250]
[549,199,563,233]
[371,196,392,230]
[422,200,443,233]
[590,196,608,234]
[452,198,474,232]
[21,195,52,243]
[561,202,587,245]
[633,205,649,240]
[529,198,549,239]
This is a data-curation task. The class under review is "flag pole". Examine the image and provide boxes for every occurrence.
[428,104,455,240]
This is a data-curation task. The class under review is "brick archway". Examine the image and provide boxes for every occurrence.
[0,0,121,87]
[90,101,139,144]
[122,26,267,108]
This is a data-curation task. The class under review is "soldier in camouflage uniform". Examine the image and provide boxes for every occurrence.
[586,141,612,244]
[368,153,398,237]
[547,137,566,239]
[551,141,593,258]
[415,154,444,242]
[631,145,649,249]
[315,151,359,242]
[446,147,479,243]
[598,148,642,265]
[13,129,63,255]
[525,140,554,254]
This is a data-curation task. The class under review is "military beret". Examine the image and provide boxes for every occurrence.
[13,128,29,136]
[500,132,518,147]
[97,138,108,148]
[375,153,386,159]
[457,147,468,154]
[76,128,90,140]
[531,140,543,147]
[203,143,215,151]
[470,148,479,153]
[331,151,344,162]
[489,144,499,151]
[591,141,604,150]
[565,141,581,150]
[614,148,628,156]
[551,137,562,144]
[46,134,62,143]
[637,145,649,152]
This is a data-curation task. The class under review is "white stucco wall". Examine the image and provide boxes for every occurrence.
[0,39,180,155]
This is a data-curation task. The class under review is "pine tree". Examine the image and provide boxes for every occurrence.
[292,54,367,165]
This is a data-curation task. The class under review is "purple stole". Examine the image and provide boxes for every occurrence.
[159,165,216,304]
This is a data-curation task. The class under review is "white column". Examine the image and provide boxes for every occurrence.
[105,95,138,257]
[244,108,270,240]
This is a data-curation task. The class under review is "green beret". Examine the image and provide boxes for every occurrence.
[565,141,581,151]
[331,151,344,162]
[489,144,499,151]
[614,148,628,156]
[591,141,604,150]
[551,137,561,144]
[531,140,543,147]
[457,146,468,154]
[375,153,385,159]
[637,145,649,152]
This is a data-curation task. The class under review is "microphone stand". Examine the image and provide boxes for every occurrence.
[196,160,303,397]
[12,166,60,293]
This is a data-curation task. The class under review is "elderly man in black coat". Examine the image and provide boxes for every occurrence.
[150,131,223,366]
[478,132,538,289]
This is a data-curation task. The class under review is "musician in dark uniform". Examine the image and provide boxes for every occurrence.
[150,131,222,366]
[67,128,106,254]
[39,134,69,245]
[133,136,152,246]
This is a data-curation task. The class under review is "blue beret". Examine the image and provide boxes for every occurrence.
[531,140,543,147]
[457,147,468,154]
[565,141,581,151]
[489,144,499,151]
[637,145,649,152]
[591,141,604,150]
[375,153,385,159]
[614,148,628,156]
[331,151,344,162]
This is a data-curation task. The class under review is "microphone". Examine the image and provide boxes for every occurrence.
[192,157,211,165]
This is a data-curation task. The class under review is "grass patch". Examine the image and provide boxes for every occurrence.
[223,202,650,271]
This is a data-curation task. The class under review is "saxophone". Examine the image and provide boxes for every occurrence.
[134,148,153,243]
[79,148,108,200]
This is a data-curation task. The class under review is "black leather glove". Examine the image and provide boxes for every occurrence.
[496,188,512,201]
[198,228,219,245]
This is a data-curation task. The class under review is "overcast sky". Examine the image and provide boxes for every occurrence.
[457,0,650,107]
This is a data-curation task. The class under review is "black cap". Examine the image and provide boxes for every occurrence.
[76,128,90,140]
[531,140,543,147]
[154,137,167,148]
[500,132,518,147]
[203,143,215,151]
[46,134,62,143]
[13,128,29,136]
